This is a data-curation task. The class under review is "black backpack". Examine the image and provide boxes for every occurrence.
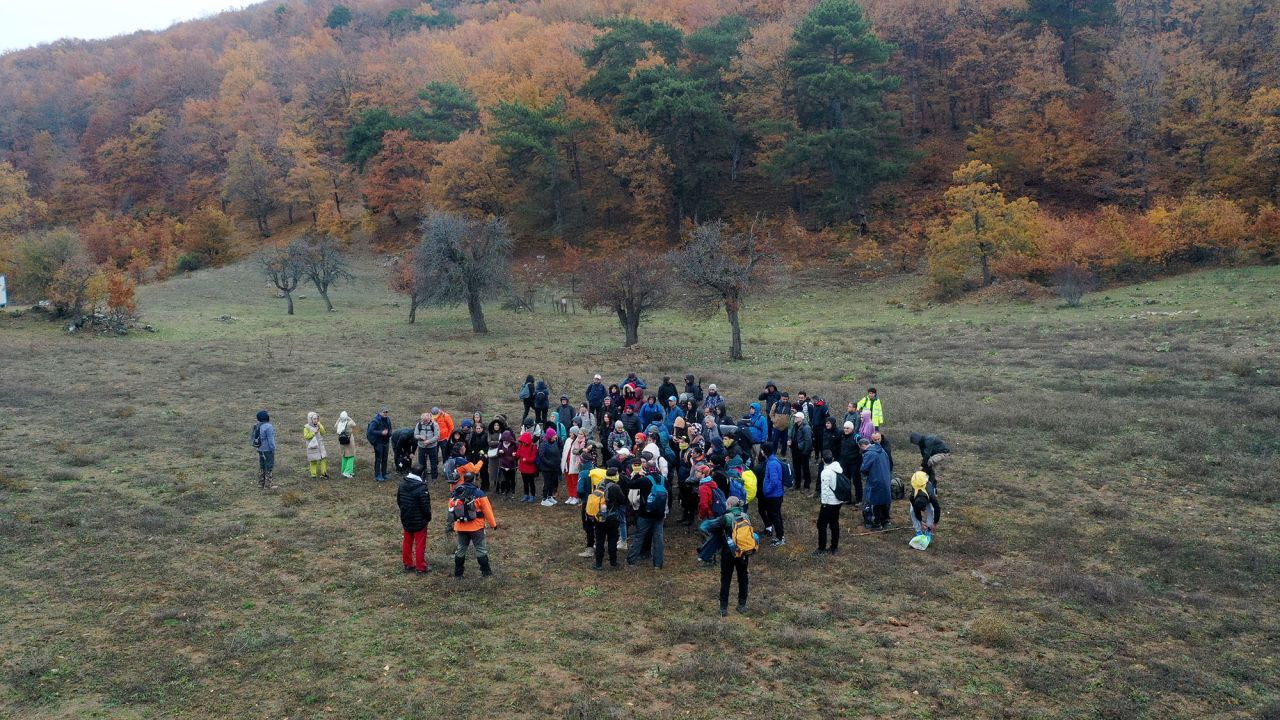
[450,487,478,522]
[833,472,853,503]
[251,422,263,449]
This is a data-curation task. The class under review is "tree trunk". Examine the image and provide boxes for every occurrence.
[287,203,294,224]
[408,295,418,324]
[980,251,992,286]
[317,286,334,312]
[727,303,743,361]
[285,290,294,315]
[624,314,639,348]
[467,288,488,334]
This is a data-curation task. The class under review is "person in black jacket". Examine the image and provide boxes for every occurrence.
[367,408,393,482]
[820,416,842,495]
[909,432,951,486]
[809,396,830,461]
[791,412,814,490]
[837,421,863,503]
[591,471,628,570]
[624,464,667,569]
[519,375,536,421]
[390,427,417,473]
[684,374,703,404]
[533,380,552,425]
[536,428,563,505]
[397,472,432,574]
[657,376,679,408]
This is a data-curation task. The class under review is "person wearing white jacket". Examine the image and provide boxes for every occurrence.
[562,426,585,505]
[815,450,844,555]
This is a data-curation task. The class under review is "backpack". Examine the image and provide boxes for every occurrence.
[251,422,263,449]
[729,477,746,503]
[535,389,548,405]
[586,482,611,521]
[891,476,905,500]
[834,472,853,504]
[710,487,728,516]
[779,460,793,489]
[645,476,668,514]
[519,383,532,400]
[449,488,478,522]
[725,514,759,558]
[740,469,758,504]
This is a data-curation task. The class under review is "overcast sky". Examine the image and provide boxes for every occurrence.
[2,1,246,53]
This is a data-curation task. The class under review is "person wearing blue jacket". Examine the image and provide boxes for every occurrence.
[619,372,647,390]
[252,410,278,490]
[367,408,393,482]
[759,442,786,546]
[859,437,893,529]
[638,395,665,429]
[585,374,607,416]
[662,395,683,435]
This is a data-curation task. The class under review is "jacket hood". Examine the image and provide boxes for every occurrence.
[536,380,549,390]
[765,381,777,389]
[519,431,533,443]
[525,375,535,383]
[750,402,761,412]
[256,410,270,423]
[501,429,515,443]
[489,420,505,433]
[910,432,922,444]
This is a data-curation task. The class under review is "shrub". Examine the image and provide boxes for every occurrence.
[67,447,96,466]
[968,614,1018,648]
[174,252,202,274]
[280,490,305,507]
[48,470,80,483]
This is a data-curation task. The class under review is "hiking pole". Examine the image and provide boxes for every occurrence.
[846,525,914,538]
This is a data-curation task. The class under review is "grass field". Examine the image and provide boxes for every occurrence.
[1,257,1278,719]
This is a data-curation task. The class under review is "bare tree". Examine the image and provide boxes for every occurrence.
[672,218,774,360]
[294,234,353,312]
[260,243,304,315]
[579,246,669,348]
[413,211,512,334]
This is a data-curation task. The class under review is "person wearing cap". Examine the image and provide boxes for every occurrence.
[562,425,585,505]
[657,376,679,407]
[717,496,751,616]
[683,374,704,404]
[252,410,277,490]
[537,427,563,506]
[702,383,726,420]
[397,471,432,574]
[451,472,498,578]
[838,420,863,503]
[815,450,844,555]
[791,410,814,490]
[414,412,441,481]
[367,407,393,482]
[860,436,892,530]
[662,395,683,437]
[585,374,607,416]
[759,442,787,546]
[591,470,628,570]
[856,388,884,429]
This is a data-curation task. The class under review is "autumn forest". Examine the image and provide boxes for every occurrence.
[1,0,1279,314]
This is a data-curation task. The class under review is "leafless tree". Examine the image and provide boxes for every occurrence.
[579,247,669,348]
[260,243,304,315]
[672,218,774,360]
[294,234,353,312]
[413,211,512,333]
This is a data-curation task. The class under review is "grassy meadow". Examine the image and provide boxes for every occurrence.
[1,256,1278,719]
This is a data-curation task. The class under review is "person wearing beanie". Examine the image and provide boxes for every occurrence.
[562,425,585,505]
[516,430,538,502]
[334,411,356,478]
[450,473,498,578]
[684,374,704,404]
[815,450,844,555]
[590,470,627,570]
[303,412,329,479]
[907,470,941,543]
[555,394,575,434]
[608,420,630,455]
[537,427,562,505]
[414,412,441,481]
[717,495,752,616]
[397,472,432,574]
[860,437,892,530]
[251,410,277,489]
[586,374,607,417]
[702,383,726,420]
[620,405,641,438]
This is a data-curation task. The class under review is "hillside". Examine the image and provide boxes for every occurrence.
[0,259,1278,718]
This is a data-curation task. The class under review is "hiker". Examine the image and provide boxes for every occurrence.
[496,429,518,496]
[858,410,875,439]
[663,395,683,436]
[519,375,536,421]
[770,392,794,449]
[465,417,490,490]
[907,471,941,545]
[684,374,704,404]
[759,442,786,546]
[532,380,551,425]
[576,449,602,557]
[696,466,726,564]
[606,383,623,413]
[857,388,884,429]
[391,427,417,473]
[251,410,277,490]
[397,472,432,574]
[433,407,455,443]
[791,411,814,491]
[626,461,667,569]
[587,469,627,570]
[537,427,562,505]
[620,405,641,438]
[838,421,863,502]
[815,450,844,555]
[871,430,894,472]
[574,403,596,440]
[702,383,726,420]
[638,394,665,428]
[657,376,679,406]
[717,496,755,616]
[414,412,441,481]
[843,402,861,427]
[555,395,575,433]
[335,411,356,478]
[745,403,768,453]
[516,430,538,502]
[608,420,630,454]
[909,432,951,486]
[758,380,782,417]
[622,383,642,413]
[303,412,328,479]
[367,408,392,482]
[450,473,498,578]
[860,437,892,530]
[441,442,467,489]
[808,394,829,461]
[562,426,585,505]
[620,371,647,390]
[820,418,841,494]
[586,374,607,416]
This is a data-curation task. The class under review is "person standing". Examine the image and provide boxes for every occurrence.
[303,412,328,479]
[450,473,498,578]
[815,450,844,555]
[414,412,441,481]
[684,374,703,405]
[588,470,627,570]
[533,380,551,426]
[857,388,884,429]
[586,374,607,417]
[759,442,786,546]
[537,428,562,506]
[519,375,536,421]
[251,410,277,490]
[574,403,597,441]
[367,408,393,482]
[626,462,667,569]
[562,426,585,505]
[791,411,814,491]
[718,496,752,616]
[433,407,455,444]
[657,376,679,407]
[702,383,726,420]
[335,411,357,478]
[516,430,538,502]
[397,472,432,574]
[809,395,829,462]
[860,437,893,529]
[838,421,863,503]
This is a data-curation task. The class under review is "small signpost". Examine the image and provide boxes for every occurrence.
[0,274,7,308]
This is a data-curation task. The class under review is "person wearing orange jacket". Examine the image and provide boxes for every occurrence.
[432,407,455,443]
[450,472,498,578]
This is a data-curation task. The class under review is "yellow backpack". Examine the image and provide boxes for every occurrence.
[727,514,758,558]
[741,469,758,504]
[586,482,611,521]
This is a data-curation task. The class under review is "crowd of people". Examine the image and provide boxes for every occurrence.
[249,373,952,614]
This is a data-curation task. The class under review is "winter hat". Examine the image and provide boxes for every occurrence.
[256,410,269,422]
[708,384,717,391]
[910,471,930,497]
[380,407,389,413]
[405,472,422,482]
[909,432,923,444]
[523,418,535,428]
[635,432,647,442]
[727,496,742,509]
[569,426,580,436]
[685,374,694,382]
[432,407,442,415]
[614,421,624,431]
[560,395,569,401]
[545,428,557,440]
[461,419,474,429]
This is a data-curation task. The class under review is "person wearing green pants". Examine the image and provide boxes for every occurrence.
[335,411,356,478]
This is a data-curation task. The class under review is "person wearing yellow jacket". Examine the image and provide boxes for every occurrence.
[856,388,884,429]
[303,412,328,479]
[450,473,498,578]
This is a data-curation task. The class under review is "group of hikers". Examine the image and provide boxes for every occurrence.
[250,373,952,615]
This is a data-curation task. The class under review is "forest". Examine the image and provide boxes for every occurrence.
[1,0,1278,315]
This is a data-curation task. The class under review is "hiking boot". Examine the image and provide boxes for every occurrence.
[593,564,603,571]
[417,566,431,575]
[735,604,747,614]
[828,547,839,555]
[812,549,828,556]
[478,558,492,577]
[770,538,786,547]
[403,565,415,573]
[454,557,465,579]
[577,548,594,558]
[719,605,729,617]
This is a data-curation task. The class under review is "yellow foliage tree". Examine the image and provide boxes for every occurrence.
[927,160,1039,293]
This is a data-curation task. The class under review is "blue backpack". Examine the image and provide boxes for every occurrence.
[729,477,746,503]
[645,475,668,514]
[710,486,728,516]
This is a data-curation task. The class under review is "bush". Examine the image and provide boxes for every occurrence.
[968,614,1018,648]
[1054,264,1095,307]
[175,253,202,274]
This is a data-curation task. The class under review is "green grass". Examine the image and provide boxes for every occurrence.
[1,257,1278,719]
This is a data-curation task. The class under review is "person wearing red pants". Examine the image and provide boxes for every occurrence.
[397,472,432,574]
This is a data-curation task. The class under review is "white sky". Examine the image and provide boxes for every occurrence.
[1,1,247,53]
